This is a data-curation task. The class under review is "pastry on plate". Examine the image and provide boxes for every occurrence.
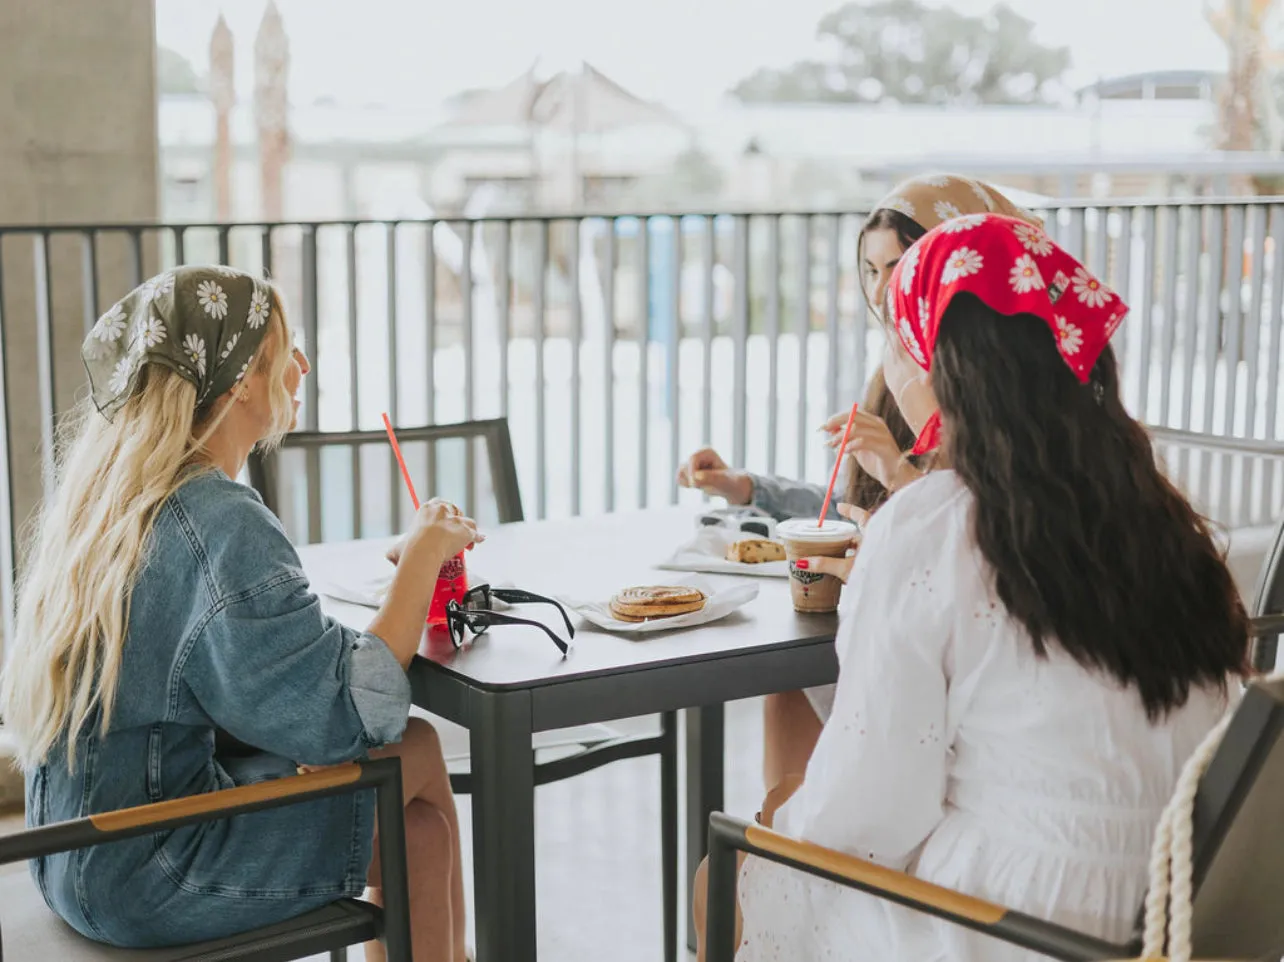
[724,538,786,564]
[610,585,707,622]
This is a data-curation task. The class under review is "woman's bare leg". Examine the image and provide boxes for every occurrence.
[364,799,456,962]
[365,718,467,962]
[692,852,746,962]
[762,690,823,790]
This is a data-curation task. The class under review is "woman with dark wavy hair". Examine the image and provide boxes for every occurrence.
[693,215,1249,962]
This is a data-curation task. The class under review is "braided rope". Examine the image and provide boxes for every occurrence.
[1140,694,1253,962]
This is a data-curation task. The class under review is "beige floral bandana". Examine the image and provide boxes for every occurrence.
[82,266,274,421]
[872,173,1042,230]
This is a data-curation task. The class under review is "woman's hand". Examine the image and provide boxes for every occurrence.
[757,773,806,829]
[386,499,483,566]
[371,501,483,668]
[676,448,754,505]
[823,411,905,491]
[798,503,868,584]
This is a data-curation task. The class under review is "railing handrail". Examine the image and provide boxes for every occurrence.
[6,195,1284,232]
[1147,426,1284,459]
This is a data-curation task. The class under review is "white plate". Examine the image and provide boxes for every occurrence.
[557,576,759,636]
[656,527,790,579]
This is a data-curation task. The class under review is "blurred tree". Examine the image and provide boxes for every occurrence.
[730,0,1070,105]
[1204,0,1284,192]
[1205,0,1284,152]
[158,47,203,95]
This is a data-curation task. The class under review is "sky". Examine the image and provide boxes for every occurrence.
[155,0,1233,113]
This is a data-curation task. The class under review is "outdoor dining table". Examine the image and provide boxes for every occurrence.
[297,505,840,962]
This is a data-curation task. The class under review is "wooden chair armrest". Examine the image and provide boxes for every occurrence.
[0,757,413,961]
[705,812,1129,962]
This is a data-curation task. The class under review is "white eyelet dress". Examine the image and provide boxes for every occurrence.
[735,470,1228,962]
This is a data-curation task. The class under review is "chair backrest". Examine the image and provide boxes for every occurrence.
[1184,675,1284,960]
[248,418,523,543]
[1249,512,1284,671]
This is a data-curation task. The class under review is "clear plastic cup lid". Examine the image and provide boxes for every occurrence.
[776,518,859,542]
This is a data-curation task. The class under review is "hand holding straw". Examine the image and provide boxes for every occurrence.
[817,402,859,526]
[381,412,420,511]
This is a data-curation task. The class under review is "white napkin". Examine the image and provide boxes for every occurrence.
[656,526,790,579]
[314,566,500,609]
[313,568,394,608]
[557,576,759,635]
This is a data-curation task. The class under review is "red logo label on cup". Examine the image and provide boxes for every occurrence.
[439,555,466,581]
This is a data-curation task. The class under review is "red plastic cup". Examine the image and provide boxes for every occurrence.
[428,550,468,629]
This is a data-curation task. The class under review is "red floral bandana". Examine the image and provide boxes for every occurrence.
[888,214,1129,455]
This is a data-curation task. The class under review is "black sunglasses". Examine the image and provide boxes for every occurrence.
[444,584,575,656]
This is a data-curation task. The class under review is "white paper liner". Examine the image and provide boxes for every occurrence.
[655,526,790,579]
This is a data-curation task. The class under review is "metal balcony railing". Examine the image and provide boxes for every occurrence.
[2,199,1284,641]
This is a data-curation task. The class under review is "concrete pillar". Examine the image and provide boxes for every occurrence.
[0,0,159,792]
[0,0,159,559]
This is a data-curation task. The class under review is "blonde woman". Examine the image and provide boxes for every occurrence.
[0,267,473,962]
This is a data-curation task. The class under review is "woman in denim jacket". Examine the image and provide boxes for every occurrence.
[0,267,473,962]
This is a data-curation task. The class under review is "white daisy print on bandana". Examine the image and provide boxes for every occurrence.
[898,244,921,295]
[135,313,168,348]
[941,247,983,285]
[916,296,932,336]
[141,272,175,303]
[1055,315,1084,355]
[197,280,229,319]
[941,214,987,234]
[1013,223,1053,256]
[108,357,136,395]
[183,333,207,378]
[91,304,128,343]
[933,200,962,222]
[884,196,916,219]
[1072,267,1109,308]
[247,288,271,329]
[1009,254,1045,294]
[897,315,927,365]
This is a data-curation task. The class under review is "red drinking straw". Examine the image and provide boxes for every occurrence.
[818,402,859,526]
[381,412,420,511]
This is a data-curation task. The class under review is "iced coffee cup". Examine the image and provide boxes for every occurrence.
[777,518,859,613]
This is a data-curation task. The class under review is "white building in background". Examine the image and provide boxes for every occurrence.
[158,65,1268,223]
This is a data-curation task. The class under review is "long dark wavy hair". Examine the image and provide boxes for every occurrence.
[842,366,918,513]
[931,294,1249,719]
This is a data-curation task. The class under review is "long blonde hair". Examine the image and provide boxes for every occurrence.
[0,297,297,771]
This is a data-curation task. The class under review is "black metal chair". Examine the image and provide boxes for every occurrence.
[248,416,682,962]
[1145,426,1284,669]
[706,637,1284,962]
[0,759,410,962]
[1248,509,1284,673]
[248,418,525,532]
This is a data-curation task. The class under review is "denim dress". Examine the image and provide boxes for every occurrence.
[25,468,412,948]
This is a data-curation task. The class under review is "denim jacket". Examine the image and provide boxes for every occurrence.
[26,468,411,947]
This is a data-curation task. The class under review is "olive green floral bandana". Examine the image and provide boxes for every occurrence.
[82,266,274,421]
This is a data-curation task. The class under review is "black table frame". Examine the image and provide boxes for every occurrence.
[408,634,839,962]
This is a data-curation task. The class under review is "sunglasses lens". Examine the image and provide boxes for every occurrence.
[464,585,489,612]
